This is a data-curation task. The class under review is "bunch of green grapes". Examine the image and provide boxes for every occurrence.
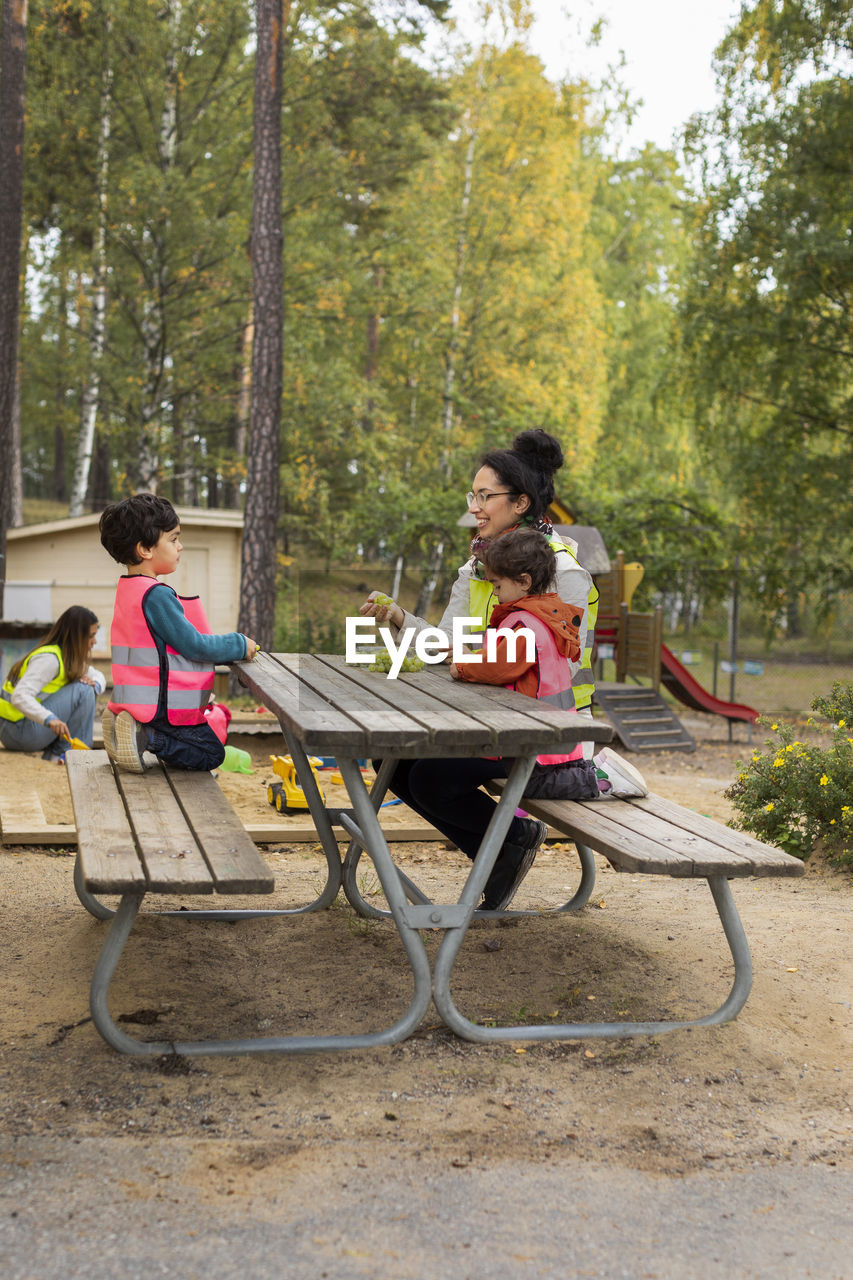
[367,651,426,674]
[373,592,395,609]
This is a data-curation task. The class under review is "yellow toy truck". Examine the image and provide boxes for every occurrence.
[267,754,325,814]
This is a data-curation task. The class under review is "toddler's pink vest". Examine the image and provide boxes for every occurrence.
[497,609,582,765]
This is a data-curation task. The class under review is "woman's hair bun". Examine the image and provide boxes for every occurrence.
[512,429,563,477]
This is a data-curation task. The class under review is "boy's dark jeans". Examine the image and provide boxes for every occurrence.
[145,717,225,771]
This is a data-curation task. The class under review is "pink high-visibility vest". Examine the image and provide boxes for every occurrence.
[108,576,214,726]
[494,608,582,765]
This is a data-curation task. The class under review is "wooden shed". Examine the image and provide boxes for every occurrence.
[1,507,245,664]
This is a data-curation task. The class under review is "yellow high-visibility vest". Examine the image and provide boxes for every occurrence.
[0,645,67,722]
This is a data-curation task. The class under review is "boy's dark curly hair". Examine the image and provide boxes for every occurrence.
[99,493,179,565]
[481,528,556,596]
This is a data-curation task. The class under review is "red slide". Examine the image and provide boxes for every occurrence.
[660,643,760,724]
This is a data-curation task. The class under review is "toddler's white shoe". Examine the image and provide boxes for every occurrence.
[594,747,649,799]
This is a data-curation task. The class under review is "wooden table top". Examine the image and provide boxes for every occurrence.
[236,653,613,759]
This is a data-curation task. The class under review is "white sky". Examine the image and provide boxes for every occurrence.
[445,0,744,151]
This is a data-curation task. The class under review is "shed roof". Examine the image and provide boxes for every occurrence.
[7,506,244,541]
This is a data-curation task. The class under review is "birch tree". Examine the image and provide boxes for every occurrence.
[68,14,112,516]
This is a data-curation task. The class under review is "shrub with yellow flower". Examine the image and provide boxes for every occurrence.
[725,681,853,868]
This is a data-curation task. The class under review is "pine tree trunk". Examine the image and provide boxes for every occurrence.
[52,258,70,503]
[237,0,286,650]
[87,430,111,511]
[440,121,475,478]
[10,374,22,526]
[0,0,28,611]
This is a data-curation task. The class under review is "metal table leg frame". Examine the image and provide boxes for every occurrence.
[432,872,754,1043]
[88,882,434,1058]
[478,839,598,919]
[73,853,116,921]
[341,759,431,920]
[481,781,598,917]
[276,727,343,911]
[343,756,552,923]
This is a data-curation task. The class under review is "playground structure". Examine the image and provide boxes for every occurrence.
[592,552,760,752]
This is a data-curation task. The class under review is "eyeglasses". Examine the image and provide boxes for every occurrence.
[466,489,513,509]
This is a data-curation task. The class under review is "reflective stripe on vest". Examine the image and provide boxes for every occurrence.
[108,577,214,726]
[468,532,597,709]
[496,609,582,765]
[0,644,67,722]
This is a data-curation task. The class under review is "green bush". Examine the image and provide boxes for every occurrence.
[725,681,853,867]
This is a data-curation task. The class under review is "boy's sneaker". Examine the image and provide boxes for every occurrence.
[481,818,548,912]
[110,710,148,774]
[594,747,649,799]
[101,708,117,759]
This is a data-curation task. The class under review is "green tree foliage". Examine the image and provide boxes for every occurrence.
[275,2,455,560]
[16,0,848,651]
[588,144,694,491]
[682,0,853,625]
[350,38,608,574]
[22,0,255,501]
[574,141,738,619]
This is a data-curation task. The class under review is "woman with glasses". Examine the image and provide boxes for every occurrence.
[356,429,612,909]
[361,428,595,698]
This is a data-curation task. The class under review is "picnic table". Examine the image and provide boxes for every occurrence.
[69,650,803,1057]
[233,651,613,1049]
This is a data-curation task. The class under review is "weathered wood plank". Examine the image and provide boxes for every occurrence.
[285,654,427,751]
[0,787,46,832]
[389,662,612,754]
[66,752,147,893]
[235,652,366,752]
[635,794,804,876]
[487,778,804,878]
[578,800,757,872]
[114,764,214,893]
[0,824,77,845]
[165,767,274,894]
[457,678,614,745]
[315,655,487,749]
[513,796,700,876]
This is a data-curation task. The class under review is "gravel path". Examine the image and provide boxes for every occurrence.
[2,1135,851,1279]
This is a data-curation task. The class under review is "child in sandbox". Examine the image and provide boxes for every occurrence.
[99,493,257,773]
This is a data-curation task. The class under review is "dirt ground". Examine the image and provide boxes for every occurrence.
[1,710,851,1205]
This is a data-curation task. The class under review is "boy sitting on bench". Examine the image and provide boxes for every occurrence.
[99,493,257,773]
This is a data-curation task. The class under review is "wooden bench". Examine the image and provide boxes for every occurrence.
[66,750,338,1057]
[462,780,806,1041]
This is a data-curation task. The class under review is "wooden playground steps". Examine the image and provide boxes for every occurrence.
[593,682,696,753]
